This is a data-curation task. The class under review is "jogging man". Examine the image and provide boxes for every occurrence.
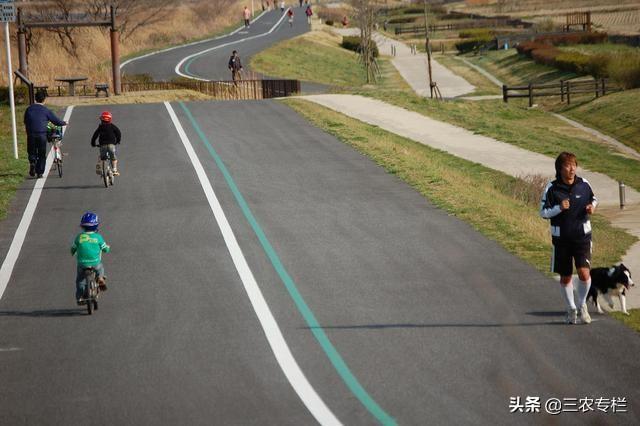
[23,91,67,178]
[540,152,597,325]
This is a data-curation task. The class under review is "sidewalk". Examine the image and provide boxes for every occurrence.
[301,93,640,310]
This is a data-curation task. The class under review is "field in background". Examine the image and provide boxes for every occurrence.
[0,0,246,88]
[449,0,640,34]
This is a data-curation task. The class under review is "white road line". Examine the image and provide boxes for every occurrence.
[0,106,74,300]
[175,10,290,81]
[164,102,341,426]
[119,11,268,71]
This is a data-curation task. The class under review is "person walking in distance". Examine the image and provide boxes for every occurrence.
[23,90,67,178]
[279,0,285,12]
[540,152,597,325]
[305,4,313,24]
[228,50,243,83]
[287,8,294,27]
[243,6,251,27]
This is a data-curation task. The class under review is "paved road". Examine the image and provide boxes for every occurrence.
[1,101,639,424]
[122,9,312,83]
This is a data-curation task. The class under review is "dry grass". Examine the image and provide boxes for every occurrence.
[44,90,216,107]
[0,0,246,87]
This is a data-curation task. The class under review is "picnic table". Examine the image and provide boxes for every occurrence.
[55,76,88,96]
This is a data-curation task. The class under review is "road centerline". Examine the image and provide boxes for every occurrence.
[177,101,396,426]
[164,101,341,426]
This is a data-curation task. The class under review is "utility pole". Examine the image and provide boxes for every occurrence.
[423,0,433,98]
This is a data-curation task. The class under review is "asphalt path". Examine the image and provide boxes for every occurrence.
[1,100,639,424]
[121,8,325,94]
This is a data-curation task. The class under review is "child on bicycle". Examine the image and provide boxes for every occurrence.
[71,212,110,305]
[91,111,121,176]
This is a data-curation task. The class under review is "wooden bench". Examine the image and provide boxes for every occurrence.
[95,83,110,97]
[34,85,49,97]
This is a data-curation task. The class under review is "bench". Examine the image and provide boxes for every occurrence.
[34,85,49,97]
[95,83,110,97]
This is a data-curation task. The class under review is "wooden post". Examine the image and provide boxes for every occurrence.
[601,78,606,96]
[595,78,599,98]
[566,81,571,104]
[502,84,508,103]
[528,82,533,107]
[560,80,564,102]
[110,6,121,95]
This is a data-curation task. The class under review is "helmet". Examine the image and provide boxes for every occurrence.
[80,211,100,231]
[100,111,112,123]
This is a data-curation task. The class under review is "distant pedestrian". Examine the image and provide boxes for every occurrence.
[305,4,312,24]
[287,8,294,27]
[228,50,243,84]
[243,6,251,27]
[279,0,285,12]
[23,90,67,178]
[298,0,302,7]
[342,15,349,27]
[540,152,597,325]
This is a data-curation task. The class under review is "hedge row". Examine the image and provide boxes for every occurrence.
[455,33,493,53]
[534,32,608,46]
[516,37,640,88]
[0,86,30,105]
[459,28,494,39]
[341,36,379,57]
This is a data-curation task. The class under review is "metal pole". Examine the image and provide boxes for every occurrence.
[619,181,626,210]
[4,22,19,159]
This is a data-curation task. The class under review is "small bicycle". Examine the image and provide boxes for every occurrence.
[80,267,100,315]
[47,125,64,178]
[97,147,115,188]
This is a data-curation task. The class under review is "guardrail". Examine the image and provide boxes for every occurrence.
[502,78,620,107]
[121,79,300,100]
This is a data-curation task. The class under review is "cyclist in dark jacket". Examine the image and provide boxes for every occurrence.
[23,91,67,178]
[91,111,122,175]
[540,151,597,325]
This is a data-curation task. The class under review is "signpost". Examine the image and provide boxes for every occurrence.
[1,0,18,159]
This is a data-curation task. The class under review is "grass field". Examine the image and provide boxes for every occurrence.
[0,105,28,220]
[610,309,640,333]
[284,99,636,274]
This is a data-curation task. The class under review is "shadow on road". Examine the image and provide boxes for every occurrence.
[0,308,86,317]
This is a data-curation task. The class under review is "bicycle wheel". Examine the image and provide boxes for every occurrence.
[93,300,98,311]
[102,161,109,188]
[56,159,63,178]
[109,159,115,186]
[86,281,93,315]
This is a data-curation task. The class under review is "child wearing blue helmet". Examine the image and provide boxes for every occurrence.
[71,212,110,304]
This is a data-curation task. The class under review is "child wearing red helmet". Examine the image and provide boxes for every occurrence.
[91,111,122,176]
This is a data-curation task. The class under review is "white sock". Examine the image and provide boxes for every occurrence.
[577,278,591,307]
[560,282,576,310]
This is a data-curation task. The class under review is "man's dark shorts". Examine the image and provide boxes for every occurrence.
[552,240,592,276]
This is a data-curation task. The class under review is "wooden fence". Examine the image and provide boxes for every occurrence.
[121,79,300,100]
[502,78,619,107]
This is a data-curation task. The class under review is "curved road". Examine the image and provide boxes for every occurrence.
[122,9,313,83]
[1,101,639,424]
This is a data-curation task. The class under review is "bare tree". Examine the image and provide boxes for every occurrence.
[350,0,380,83]
[86,0,174,41]
[27,0,80,57]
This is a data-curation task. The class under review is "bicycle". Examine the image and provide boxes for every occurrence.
[48,125,64,178]
[81,267,100,315]
[97,146,115,188]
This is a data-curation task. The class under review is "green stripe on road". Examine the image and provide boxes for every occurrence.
[178,102,396,426]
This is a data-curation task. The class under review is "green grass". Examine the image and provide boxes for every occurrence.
[0,105,28,220]
[560,43,640,56]
[283,98,636,273]
[435,54,501,96]
[465,48,577,85]
[552,89,640,154]
[354,89,640,191]
[250,30,368,87]
[610,309,640,333]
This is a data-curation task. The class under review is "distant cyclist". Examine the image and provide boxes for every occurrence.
[71,212,110,305]
[287,8,294,27]
[91,111,121,176]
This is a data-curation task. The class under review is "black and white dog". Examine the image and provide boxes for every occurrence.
[587,264,634,315]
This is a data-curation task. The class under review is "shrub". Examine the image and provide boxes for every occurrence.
[535,32,608,46]
[516,41,547,57]
[459,28,493,39]
[554,51,592,74]
[318,8,345,23]
[455,33,494,53]
[341,36,379,57]
[531,46,560,66]
[387,16,418,24]
[607,53,640,89]
[0,85,30,105]
[325,20,334,26]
